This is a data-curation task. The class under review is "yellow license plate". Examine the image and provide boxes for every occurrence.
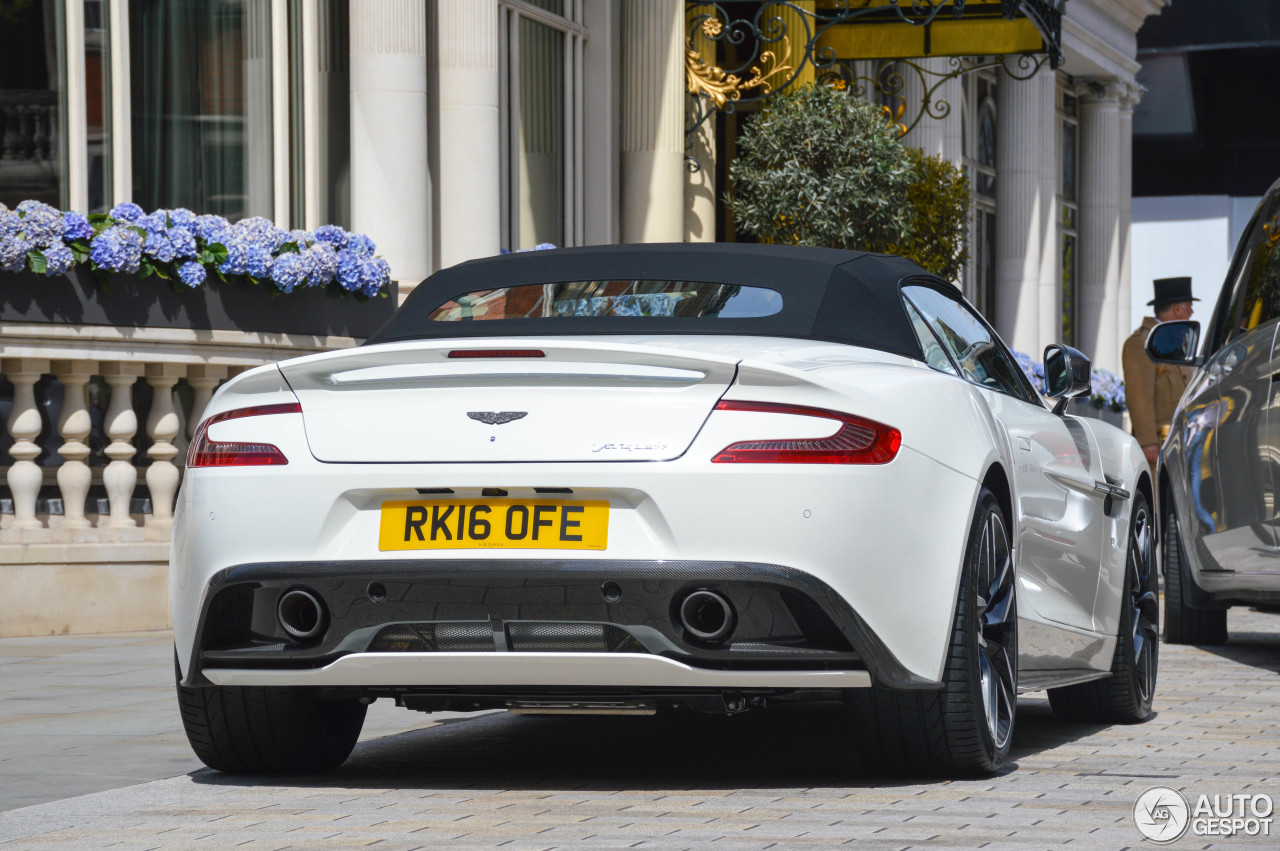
[379,499,609,551]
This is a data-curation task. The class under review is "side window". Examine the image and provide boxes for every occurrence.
[904,285,1039,405]
[903,298,959,375]
[1221,197,1280,346]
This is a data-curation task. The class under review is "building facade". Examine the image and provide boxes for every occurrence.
[1,0,1164,635]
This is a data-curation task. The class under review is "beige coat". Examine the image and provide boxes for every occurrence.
[1122,316,1191,448]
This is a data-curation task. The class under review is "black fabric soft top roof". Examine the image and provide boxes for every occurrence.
[367,243,943,362]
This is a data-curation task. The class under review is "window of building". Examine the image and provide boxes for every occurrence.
[963,71,998,324]
[0,1,69,209]
[84,0,112,213]
[1059,81,1079,347]
[129,0,275,220]
[500,0,585,251]
[286,0,349,231]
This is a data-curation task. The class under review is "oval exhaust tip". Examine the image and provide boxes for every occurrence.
[278,588,327,640]
[679,590,736,643]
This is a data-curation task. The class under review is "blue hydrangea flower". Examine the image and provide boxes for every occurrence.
[167,208,197,229]
[178,261,206,287]
[348,233,375,256]
[42,243,75,276]
[336,248,367,292]
[195,214,231,244]
[170,228,197,259]
[236,216,287,252]
[0,206,19,240]
[270,251,313,293]
[0,234,31,273]
[313,224,348,249]
[63,210,93,242]
[218,234,251,275]
[15,201,64,248]
[144,230,176,263]
[305,242,337,286]
[109,202,145,223]
[245,245,274,279]
[89,225,144,273]
[366,257,391,296]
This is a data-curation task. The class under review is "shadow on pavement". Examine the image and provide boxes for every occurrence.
[190,696,1116,792]
[1198,621,1280,675]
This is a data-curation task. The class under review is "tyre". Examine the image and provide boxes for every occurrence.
[1162,509,1228,645]
[1048,492,1159,723]
[176,659,367,774]
[848,488,1017,776]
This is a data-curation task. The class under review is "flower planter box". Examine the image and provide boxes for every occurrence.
[1,268,397,338]
[1069,397,1125,429]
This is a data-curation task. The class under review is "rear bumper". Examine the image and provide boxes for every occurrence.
[183,559,930,690]
[202,652,872,689]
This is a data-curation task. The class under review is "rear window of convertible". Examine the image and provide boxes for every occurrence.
[428,281,783,321]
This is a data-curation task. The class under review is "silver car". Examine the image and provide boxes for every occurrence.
[1148,179,1280,644]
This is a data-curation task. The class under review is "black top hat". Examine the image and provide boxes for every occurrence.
[1148,276,1199,308]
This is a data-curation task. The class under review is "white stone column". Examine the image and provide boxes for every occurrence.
[432,0,500,267]
[3,359,50,532]
[52,360,97,531]
[351,0,430,285]
[901,57,963,166]
[101,362,144,529]
[621,0,685,243]
[1117,83,1139,357]
[1078,79,1124,373]
[145,364,184,533]
[186,366,229,440]
[994,67,1056,356]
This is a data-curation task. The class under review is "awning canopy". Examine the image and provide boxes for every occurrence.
[815,0,1064,63]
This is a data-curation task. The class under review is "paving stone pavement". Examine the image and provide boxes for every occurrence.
[1,606,1279,849]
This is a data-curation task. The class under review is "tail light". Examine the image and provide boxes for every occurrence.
[711,400,901,464]
[187,403,301,468]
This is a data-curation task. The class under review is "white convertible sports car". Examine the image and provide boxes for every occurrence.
[172,244,1158,776]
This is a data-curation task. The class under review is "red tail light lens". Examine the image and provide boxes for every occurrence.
[187,403,301,468]
[448,349,545,358]
[711,400,901,464]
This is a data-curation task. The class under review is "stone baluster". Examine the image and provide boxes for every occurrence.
[52,360,97,530]
[100,363,144,528]
[3,358,50,533]
[144,364,184,532]
[171,383,190,468]
[186,366,229,442]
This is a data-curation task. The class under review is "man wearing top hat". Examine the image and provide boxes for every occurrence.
[1122,276,1199,468]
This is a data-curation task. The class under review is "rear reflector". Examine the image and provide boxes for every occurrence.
[187,403,301,468]
[711,400,901,464]
[448,349,545,358]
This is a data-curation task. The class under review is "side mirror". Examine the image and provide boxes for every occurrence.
[1146,320,1201,366]
[1043,344,1092,415]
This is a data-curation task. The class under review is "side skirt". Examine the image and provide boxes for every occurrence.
[1017,669,1112,694]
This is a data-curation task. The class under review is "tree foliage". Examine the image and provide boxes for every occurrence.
[726,84,970,282]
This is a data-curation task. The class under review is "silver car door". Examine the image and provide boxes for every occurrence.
[1204,319,1280,572]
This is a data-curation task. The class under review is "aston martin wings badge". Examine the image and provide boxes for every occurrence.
[467,411,528,425]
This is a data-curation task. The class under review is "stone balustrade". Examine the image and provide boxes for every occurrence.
[0,322,359,636]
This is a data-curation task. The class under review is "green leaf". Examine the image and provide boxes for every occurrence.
[129,225,147,238]
[209,242,228,264]
[215,268,227,283]
[88,213,111,224]
[138,260,154,278]
[27,250,47,275]
[280,242,301,255]
[153,264,171,281]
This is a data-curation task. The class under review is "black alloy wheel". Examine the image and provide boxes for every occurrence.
[1163,509,1228,645]
[1049,492,1159,723]
[848,487,1017,776]
[976,505,1017,752]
